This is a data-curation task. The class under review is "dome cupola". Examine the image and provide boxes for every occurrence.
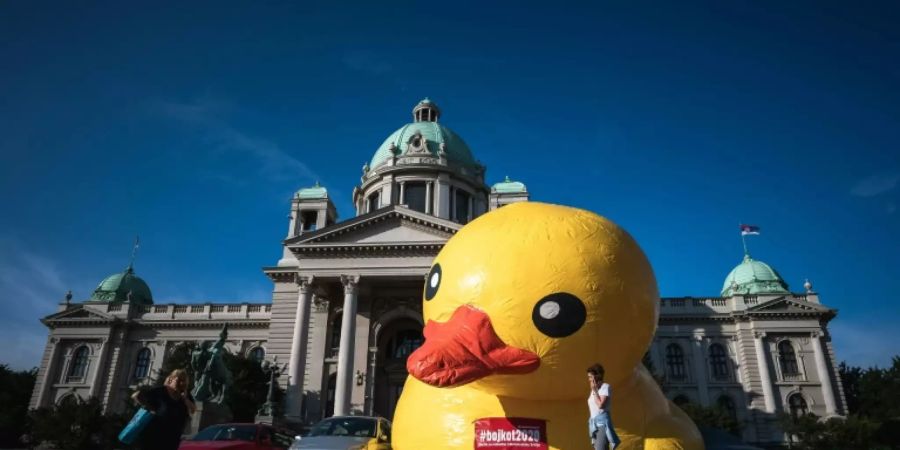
[355,99,489,224]
[413,97,441,122]
[89,264,153,305]
[721,254,790,297]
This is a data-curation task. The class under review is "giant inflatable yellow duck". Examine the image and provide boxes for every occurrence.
[393,202,704,450]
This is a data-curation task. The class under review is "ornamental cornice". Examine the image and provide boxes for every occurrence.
[285,206,459,246]
[659,315,736,324]
[289,243,445,256]
[361,164,488,192]
[134,320,270,329]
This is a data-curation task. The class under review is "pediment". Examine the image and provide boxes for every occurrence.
[42,305,115,323]
[286,206,459,247]
[746,297,832,315]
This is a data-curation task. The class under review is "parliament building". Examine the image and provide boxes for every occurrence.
[28,99,845,447]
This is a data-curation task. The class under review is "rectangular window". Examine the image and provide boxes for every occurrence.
[405,183,427,213]
[301,211,317,231]
[455,189,470,224]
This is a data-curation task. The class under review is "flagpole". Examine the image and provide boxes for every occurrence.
[741,231,748,257]
[130,236,140,268]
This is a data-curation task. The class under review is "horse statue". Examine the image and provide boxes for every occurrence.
[190,325,233,404]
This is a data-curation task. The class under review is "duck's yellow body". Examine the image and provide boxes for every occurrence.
[393,202,704,450]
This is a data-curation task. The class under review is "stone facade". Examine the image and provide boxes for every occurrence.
[28,100,844,447]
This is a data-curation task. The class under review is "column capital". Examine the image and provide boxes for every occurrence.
[754,331,767,339]
[50,337,61,345]
[296,275,316,292]
[341,275,360,295]
[810,330,822,339]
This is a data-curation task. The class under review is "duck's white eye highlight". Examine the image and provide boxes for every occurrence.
[539,301,560,319]
[430,272,440,288]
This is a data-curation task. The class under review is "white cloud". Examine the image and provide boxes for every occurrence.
[0,238,72,370]
[850,172,900,197]
[155,97,319,182]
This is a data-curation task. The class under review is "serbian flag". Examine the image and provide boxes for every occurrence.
[740,224,761,235]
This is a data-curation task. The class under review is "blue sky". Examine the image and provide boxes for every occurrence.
[1,1,898,370]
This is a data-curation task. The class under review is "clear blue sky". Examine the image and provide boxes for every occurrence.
[1,1,898,370]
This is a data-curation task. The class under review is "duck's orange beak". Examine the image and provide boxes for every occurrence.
[407,305,540,387]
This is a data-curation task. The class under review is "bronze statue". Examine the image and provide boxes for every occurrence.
[190,325,233,404]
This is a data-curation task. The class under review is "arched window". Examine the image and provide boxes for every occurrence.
[788,393,808,418]
[709,344,729,380]
[249,347,265,363]
[58,394,79,406]
[67,345,89,381]
[673,395,690,407]
[717,395,737,421]
[387,330,424,360]
[133,348,151,380]
[666,344,686,380]
[779,341,800,377]
[367,191,380,213]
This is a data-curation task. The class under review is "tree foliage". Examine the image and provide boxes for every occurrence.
[780,413,881,450]
[222,351,270,422]
[0,364,37,447]
[679,403,742,436]
[783,356,900,450]
[27,396,133,450]
[150,341,272,423]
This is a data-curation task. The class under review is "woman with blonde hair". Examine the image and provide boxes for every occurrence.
[132,369,197,450]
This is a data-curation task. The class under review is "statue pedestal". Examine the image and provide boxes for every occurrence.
[189,401,232,435]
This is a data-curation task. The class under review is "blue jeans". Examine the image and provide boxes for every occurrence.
[588,411,620,449]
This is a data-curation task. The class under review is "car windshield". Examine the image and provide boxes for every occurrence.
[308,418,376,438]
[192,424,258,441]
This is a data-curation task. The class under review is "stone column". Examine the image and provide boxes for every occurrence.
[35,337,60,408]
[89,338,110,399]
[467,195,473,222]
[811,331,838,415]
[691,335,710,406]
[334,275,359,416]
[436,177,450,219]
[754,332,776,413]
[286,276,315,420]
[425,181,433,214]
[286,208,298,238]
[399,181,406,205]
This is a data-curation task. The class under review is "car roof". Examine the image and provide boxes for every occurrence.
[320,415,386,421]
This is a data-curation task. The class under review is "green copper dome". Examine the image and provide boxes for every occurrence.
[721,255,790,297]
[369,99,479,170]
[89,265,153,305]
[491,176,527,194]
[296,182,328,199]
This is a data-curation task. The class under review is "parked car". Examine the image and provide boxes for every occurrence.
[180,423,296,450]
[289,416,391,450]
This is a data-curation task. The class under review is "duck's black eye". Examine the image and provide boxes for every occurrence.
[532,293,586,338]
[424,263,442,301]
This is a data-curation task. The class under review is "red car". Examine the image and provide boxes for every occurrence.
[179,423,296,450]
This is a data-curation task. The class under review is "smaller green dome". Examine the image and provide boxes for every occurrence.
[296,182,328,199]
[90,265,153,305]
[721,254,789,297]
[491,176,527,194]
